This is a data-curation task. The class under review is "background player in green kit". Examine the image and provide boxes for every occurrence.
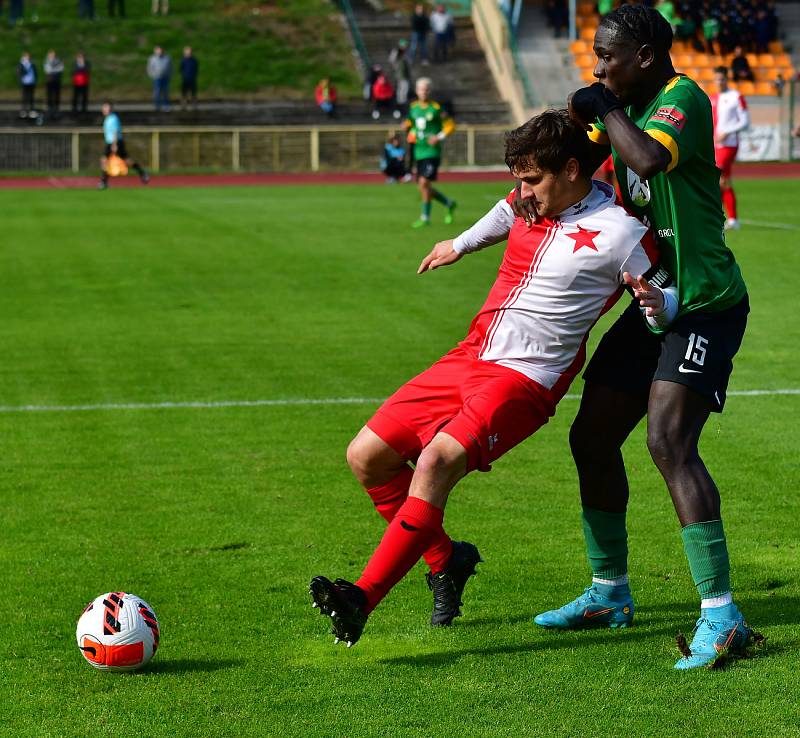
[531,5,757,670]
[404,77,457,228]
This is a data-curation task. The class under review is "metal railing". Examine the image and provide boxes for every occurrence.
[0,125,510,173]
[336,0,371,72]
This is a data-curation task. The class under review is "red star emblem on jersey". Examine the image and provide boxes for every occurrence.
[566,225,601,253]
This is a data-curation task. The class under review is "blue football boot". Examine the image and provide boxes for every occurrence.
[674,603,758,670]
[534,583,634,629]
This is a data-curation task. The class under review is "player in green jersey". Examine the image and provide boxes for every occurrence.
[404,77,457,228]
[531,5,759,669]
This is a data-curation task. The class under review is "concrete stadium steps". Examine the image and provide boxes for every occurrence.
[349,3,510,123]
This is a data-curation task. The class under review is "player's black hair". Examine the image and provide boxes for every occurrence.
[714,65,729,76]
[504,109,593,177]
[599,4,673,57]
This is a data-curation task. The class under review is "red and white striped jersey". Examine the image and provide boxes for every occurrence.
[458,181,657,397]
[710,89,749,148]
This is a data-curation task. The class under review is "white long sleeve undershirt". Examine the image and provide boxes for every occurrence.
[452,199,515,254]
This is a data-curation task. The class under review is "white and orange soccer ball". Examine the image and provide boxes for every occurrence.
[76,592,160,672]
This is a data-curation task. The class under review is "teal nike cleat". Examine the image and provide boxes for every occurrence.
[534,585,634,629]
[444,201,457,225]
[674,603,759,670]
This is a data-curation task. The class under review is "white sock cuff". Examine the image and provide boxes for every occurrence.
[701,592,733,609]
[592,574,629,587]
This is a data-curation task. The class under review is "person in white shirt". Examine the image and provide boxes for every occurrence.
[710,66,749,230]
[430,4,453,63]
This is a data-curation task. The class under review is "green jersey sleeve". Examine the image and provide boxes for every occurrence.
[641,76,703,173]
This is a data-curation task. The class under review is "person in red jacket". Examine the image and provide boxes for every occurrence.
[315,78,337,118]
[371,71,397,120]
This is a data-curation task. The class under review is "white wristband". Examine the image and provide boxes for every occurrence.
[645,285,679,328]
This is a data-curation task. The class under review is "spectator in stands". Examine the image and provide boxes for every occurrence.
[364,63,382,105]
[72,52,90,113]
[17,51,37,118]
[389,40,412,112]
[409,4,430,64]
[656,0,678,30]
[380,133,410,183]
[147,46,172,112]
[108,0,125,18]
[315,77,337,118]
[702,11,720,55]
[152,0,168,15]
[180,46,199,110]
[78,0,95,20]
[371,71,396,120]
[730,46,754,82]
[753,9,771,54]
[430,4,453,64]
[9,0,23,25]
[44,50,64,117]
[546,0,568,38]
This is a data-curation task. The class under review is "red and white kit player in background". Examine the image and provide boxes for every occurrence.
[309,110,679,647]
[710,66,750,230]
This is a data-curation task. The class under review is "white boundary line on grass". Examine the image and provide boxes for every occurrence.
[737,218,799,231]
[0,389,797,414]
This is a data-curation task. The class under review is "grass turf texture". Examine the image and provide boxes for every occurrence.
[0,0,360,100]
[1,179,799,737]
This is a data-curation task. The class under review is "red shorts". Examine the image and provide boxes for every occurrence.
[366,347,556,473]
[715,145,738,178]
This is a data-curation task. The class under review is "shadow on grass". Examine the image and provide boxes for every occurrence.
[144,658,243,674]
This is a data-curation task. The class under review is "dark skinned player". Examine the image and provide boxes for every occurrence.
[527,5,757,670]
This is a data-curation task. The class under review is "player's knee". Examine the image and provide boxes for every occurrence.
[569,415,616,464]
[646,421,692,470]
[346,435,377,486]
[414,442,462,483]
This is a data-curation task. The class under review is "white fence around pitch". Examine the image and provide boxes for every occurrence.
[0,125,512,173]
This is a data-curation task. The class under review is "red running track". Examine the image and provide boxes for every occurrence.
[0,163,798,190]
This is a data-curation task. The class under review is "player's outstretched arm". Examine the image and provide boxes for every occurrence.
[418,240,461,273]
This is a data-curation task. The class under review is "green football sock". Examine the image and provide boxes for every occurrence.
[581,506,628,579]
[422,201,432,219]
[431,189,451,207]
[681,520,731,598]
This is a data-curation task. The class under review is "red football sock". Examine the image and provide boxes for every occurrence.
[366,468,453,575]
[721,186,737,219]
[356,496,445,613]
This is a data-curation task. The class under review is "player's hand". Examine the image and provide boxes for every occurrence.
[426,135,440,146]
[510,179,538,228]
[623,272,665,317]
[567,92,592,131]
[111,143,118,154]
[714,131,727,144]
[418,239,462,274]
[569,83,622,127]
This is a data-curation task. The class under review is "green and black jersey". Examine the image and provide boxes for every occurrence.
[590,75,747,316]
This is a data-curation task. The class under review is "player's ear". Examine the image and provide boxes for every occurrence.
[637,44,655,70]
[565,157,580,182]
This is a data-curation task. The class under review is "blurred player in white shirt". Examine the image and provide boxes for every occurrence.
[710,67,749,230]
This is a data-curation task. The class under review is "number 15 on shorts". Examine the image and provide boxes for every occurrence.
[685,333,708,366]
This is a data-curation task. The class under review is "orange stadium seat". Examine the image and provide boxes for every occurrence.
[674,54,695,69]
[768,41,784,54]
[570,39,591,54]
[735,81,756,95]
[575,53,596,69]
[579,68,596,83]
[773,54,792,68]
[754,82,776,96]
[577,2,595,15]
[580,26,596,41]
[577,15,595,29]
[694,67,715,82]
[745,53,759,67]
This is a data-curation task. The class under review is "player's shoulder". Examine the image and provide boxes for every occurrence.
[660,74,708,107]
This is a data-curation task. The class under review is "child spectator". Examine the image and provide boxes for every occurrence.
[371,71,396,120]
[44,50,64,116]
[72,52,91,113]
[180,46,198,109]
[17,51,37,117]
[380,133,409,183]
[315,77,337,118]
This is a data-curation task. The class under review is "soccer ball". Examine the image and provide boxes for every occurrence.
[76,592,160,672]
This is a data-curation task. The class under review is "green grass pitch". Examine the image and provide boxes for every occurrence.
[1,179,799,737]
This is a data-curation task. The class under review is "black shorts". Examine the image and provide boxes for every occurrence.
[104,140,128,159]
[583,295,749,412]
[416,157,440,181]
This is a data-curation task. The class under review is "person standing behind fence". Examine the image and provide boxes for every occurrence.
[108,0,125,18]
[152,0,168,15]
[409,4,430,65]
[180,46,198,110]
[72,52,90,113]
[98,101,149,190]
[9,0,24,26]
[148,46,172,112]
[430,4,452,63]
[17,51,37,118]
[389,40,412,112]
[44,50,64,117]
